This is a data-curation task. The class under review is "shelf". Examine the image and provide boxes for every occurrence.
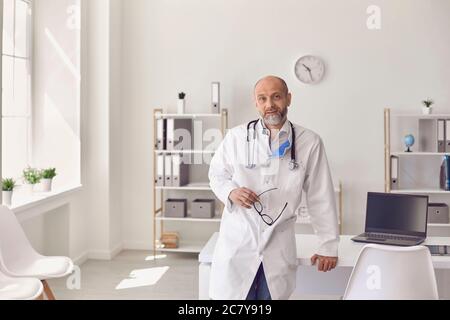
[158,184,339,193]
[156,212,221,222]
[155,213,341,226]
[391,152,450,156]
[391,189,450,194]
[428,223,450,227]
[154,150,215,154]
[391,114,450,119]
[155,113,223,119]
[156,241,204,253]
[156,183,212,191]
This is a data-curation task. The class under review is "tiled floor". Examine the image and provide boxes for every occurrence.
[47,250,343,300]
[48,251,199,300]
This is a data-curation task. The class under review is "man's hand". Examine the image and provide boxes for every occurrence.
[229,188,260,209]
[311,254,338,272]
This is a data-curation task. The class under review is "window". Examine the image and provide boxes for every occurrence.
[2,0,32,180]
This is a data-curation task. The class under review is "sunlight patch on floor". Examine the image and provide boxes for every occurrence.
[115,266,169,290]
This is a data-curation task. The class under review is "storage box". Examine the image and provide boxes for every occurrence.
[160,232,179,249]
[191,199,215,219]
[428,203,450,224]
[165,199,187,218]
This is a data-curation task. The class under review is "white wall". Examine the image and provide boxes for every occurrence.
[109,0,123,253]
[33,0,81,188]
[19,0,123,263]
[85,0,123,256]
[121,0,450,244]
[0,0,3,190]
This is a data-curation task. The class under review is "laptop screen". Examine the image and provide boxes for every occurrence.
[365,192,429,237]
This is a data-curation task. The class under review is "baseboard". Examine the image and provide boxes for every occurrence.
[87,243,124,260]
[122,241,153,251]
[73,251,89,266]
[110,242,123,259]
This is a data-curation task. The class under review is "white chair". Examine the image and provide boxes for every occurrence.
[0,206,74,300]
[343,244,439,300]
[0,269,43,300]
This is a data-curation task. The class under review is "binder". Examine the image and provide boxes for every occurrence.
[446,120,450,152]
[438,119,445,153]
[165,154,172,186]
[211,82,220,114]
[390,155,399,190]
[156,154,165,186]
[171,154,189,187]
[156,119,167,150]
[446,156,450,191]
[419,119,441,152]
[166,119,193,151]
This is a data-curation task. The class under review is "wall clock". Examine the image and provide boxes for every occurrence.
[294,55,326,84]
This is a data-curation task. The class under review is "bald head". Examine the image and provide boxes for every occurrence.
[254,76,292,129]
[254,76,289,95]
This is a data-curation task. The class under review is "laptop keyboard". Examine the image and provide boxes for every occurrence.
[363,233,418,241]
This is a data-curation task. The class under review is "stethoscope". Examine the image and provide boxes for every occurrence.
[246,119,299,171]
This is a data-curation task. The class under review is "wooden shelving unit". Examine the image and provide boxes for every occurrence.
[152,109,228,255]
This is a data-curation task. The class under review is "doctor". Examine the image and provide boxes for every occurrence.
[208,76,340,300]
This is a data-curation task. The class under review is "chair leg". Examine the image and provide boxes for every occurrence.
[42,280,56,300]
[36,293,44,300]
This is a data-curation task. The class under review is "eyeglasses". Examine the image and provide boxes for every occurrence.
[253,188,288,226]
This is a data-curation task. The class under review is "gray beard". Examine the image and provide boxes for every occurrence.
[264,113,287,127]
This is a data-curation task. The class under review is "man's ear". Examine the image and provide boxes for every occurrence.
[287,93,292,107]
[254,95,259,109]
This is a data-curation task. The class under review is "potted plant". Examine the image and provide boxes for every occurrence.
[177,92,186,114]
[422,98,434,115]
[40,168,57,192]
[2,178,15,206]
[23,167,41,193]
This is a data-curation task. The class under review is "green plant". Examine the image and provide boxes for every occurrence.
[2,178,15,192]
[422,98,434,108]
[23,167,41,185]
[41,168,57,179]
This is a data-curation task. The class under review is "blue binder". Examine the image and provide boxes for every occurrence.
[446,156,450,191]
[441,156,450,191]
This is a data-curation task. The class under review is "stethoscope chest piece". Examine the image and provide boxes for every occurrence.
[289,160,299,171]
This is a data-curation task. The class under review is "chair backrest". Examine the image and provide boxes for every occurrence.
[0,206,39,272]
[343,244,439,300]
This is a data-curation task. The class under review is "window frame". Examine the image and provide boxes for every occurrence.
[2,0,33,180]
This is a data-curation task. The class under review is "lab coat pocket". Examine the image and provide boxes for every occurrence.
[276,222,297,267]
[283,159,306,191]
[220,213,247,252]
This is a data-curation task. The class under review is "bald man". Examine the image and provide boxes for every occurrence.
[208,76,340,300]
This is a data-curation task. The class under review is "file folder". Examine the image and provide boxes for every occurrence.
[390,155,399,190]
[165,154,173,186]
[156,119,167,150]
[211,82,220,114]
[166,119,193,151]
[156,154,165,186]
[419,119,441,152]
[446,120,450,153]
[438,119,445,153]
[171,154,189,187]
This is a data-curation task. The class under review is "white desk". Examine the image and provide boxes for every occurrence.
[198,233,450,299]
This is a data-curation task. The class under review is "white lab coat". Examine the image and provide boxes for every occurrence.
[208,119,340,300]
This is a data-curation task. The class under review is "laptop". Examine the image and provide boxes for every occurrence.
[352,192,429,246]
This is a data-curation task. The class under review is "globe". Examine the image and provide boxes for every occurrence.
[404,134,415,152]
